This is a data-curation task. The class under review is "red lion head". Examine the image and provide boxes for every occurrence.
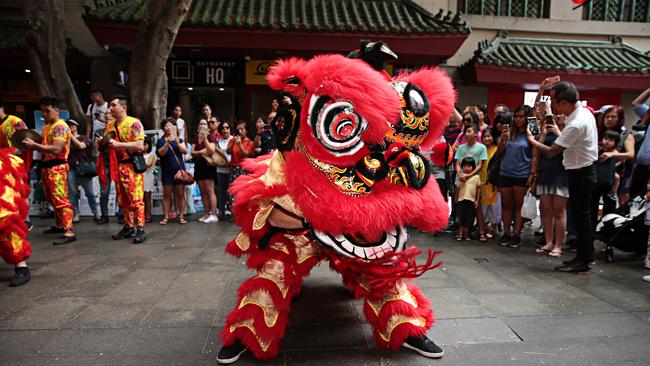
[263,54,455,261]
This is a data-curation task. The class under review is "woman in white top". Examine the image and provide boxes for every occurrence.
[216,121,233,219]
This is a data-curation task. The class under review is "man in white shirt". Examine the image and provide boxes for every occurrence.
[527,81,598,273]
[86,89,108,138]
[172,105,188,142]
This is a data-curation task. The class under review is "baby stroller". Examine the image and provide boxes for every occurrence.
[594,195,648,262]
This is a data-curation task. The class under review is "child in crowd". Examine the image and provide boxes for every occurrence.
[453,124,487,233]
[478,128,501,240]
[143,137,157,223]
[456,157,481,241]
[593,131,621,228]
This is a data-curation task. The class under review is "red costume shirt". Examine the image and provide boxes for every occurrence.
[114,116,144,161]
[0,115,27,148]
[41,119,70,161]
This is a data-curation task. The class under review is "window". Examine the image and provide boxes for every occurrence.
[582,0,650,22]
[459,0,549,18]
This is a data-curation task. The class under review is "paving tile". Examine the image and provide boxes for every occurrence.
[0,297,91,329]
[504,313,650,340]
[429,318,521,345]
[423,286,495,319]
[98,269,181,305]
[65,303,153,328]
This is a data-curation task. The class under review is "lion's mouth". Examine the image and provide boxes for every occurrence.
[311,226,408,260]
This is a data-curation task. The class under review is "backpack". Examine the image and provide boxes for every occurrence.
[487,152,503,186]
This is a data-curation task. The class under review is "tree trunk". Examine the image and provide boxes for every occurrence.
[22,0,86,128]
[129,0,192,129]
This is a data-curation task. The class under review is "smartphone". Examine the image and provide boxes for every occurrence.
[527,117,539,135]
[545,113,555,125]
[548,75,561,85]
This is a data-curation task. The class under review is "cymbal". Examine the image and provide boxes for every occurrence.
[98,130,116,149]
[11,129,42,150]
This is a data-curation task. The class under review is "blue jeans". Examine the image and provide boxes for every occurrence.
[68,168,98,215]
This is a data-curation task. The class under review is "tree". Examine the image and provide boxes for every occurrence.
[22,0,86,126]
[129,0,192,129]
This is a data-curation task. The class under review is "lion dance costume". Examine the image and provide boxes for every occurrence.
[219,50,455,362]
[0,149,31,268]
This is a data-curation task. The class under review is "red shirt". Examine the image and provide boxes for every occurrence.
[228,137,254,166]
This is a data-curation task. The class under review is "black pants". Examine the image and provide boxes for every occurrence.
[590,185,617,230]
[456,200,476,228]
[567,165,596,262]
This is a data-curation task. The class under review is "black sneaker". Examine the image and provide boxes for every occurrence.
[25,221,33,232]
[117,215,124,225]
[53,235,77,246]
[96,216,109,225]
[132,229,146,244]
[508,235,521,248]
[217,341,247,364]
[112,226,135,240]
[403,335,444,358]
[498,234,511,246]
[9,267,31,287]
[43,226,65,234]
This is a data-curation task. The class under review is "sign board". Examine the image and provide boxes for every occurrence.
[169,60,242,87]
[246,60,274,85]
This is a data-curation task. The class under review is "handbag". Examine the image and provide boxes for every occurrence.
[171,144,194,185]
[205,148,227,167]
[77,161,97,177]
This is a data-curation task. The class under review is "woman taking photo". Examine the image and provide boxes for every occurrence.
[191,119,220,223]
[497,105,537,248]
[156,118,188,225]
[227,121,255,182]
[216,121,233,219]
[532,104,568,258]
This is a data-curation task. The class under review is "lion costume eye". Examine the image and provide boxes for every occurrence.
[308,95,367,156]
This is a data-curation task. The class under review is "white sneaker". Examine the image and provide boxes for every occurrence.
[73,213,80,223]
[205,214,219,223]
[224,209,232,217]
[198,214,209,222]
[643,275,650,283]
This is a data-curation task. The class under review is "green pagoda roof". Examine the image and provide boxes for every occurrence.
[468,30,650,74]
[84,0,469,35]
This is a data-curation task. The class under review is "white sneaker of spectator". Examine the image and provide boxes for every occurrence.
[198,214,210,223]
[643,275,650,283]
[204,214,219,223]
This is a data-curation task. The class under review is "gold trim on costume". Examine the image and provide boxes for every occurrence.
[285,233,321,264]
[229,319,272,352]
[366,282,419,317]
[238,289,279,328]
[378,314,426,342]
[258,259,288,298]
[235,232,251,251]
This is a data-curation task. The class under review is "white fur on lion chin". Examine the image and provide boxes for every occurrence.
[312,226,408,261]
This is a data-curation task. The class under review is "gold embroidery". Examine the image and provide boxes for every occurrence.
[238,289,279,327]
[256,150,286,187]
[269,242,289,254]
[258,259,288,298]
[235,232,251,251]
[378,315,426,342]
[272,194,303,217]
[229,319,271,352]
[286,234,321,263]
[253,201,274,231]
[366,282,419,317]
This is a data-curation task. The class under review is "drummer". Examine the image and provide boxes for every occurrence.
[0,100,27,149]
[21,97,77,245]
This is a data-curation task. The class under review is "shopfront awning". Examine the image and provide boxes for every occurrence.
[460,30,650,91]
[83,0,470,65]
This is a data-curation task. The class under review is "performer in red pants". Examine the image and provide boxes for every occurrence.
[22,97,76,245]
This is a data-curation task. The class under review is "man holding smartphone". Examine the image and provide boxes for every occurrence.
[527,81,597,273]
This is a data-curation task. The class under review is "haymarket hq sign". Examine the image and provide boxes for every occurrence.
[168,60,243,87]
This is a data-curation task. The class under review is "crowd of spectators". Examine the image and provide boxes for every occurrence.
[433,79,650,278]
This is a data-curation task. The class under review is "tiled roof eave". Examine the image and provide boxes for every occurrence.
[474,62,650,75]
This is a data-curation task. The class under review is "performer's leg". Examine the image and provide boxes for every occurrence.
[46,165,74,236]
[112,164,138,240]
[220,234,322,362]
[362,281,434,350]
[131,172,145,229]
